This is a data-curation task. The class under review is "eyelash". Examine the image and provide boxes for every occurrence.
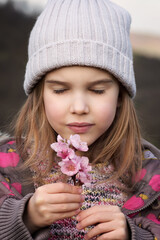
[53,89,105,95]
[53,89,67,94]
[91,89,105,94]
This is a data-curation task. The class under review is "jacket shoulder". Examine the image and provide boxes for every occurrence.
[142,139,160,159]
[0,134,20,169]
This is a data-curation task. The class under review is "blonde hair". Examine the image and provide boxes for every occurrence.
[88,86,142,188]
[15,79,142,188]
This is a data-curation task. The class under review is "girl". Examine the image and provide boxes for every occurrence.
[0,0,160,239]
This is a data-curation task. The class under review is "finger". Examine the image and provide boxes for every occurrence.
[52,208,81,223]
[49,202,82,213]
[84,222,116,240]
[43,208,81,226]
[41,182,82,194]
[77,211,126,230]
[31,202,81,223]
[96,229,128,240]
[77,205,121,222]
[47,193,85,204]
[77,212,114,230]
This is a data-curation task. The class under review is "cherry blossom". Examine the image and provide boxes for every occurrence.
[69,134,88,152]
[50,134,92,184]
[79,156,92,173]
[58,158,81,176]
[77,171,92,184]
[51,136,75,160]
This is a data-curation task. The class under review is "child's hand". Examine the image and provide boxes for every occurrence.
[24,183,84,233]
[76,205,129,240]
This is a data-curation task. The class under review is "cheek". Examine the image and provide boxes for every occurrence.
[44,97,65,124]
[96,101,118,126]
[46,104,62,118]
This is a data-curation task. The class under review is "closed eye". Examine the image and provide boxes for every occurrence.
[53,89,68,94]
[90,89,105,94]
[53,89,105,94]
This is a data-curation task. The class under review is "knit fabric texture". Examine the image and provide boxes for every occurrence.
[31,163,128,240]
[24,0,136,98]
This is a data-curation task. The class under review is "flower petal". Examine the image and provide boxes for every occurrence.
[77,171,92,184]
[60,160,80,176]
[70,134,88,151]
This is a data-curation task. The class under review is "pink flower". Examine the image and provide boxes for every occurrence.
[50,140,67,153]
[58,146,75,160]
[51,134,92,184]
[58,158,80,176]
[79,156,92,173]
[57,135,64,142]
[77,171,92,184]
[51,135,75,159]
[76,156,92,184]
[70,134,88,151]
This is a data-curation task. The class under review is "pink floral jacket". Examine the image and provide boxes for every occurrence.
[0,136,160,240]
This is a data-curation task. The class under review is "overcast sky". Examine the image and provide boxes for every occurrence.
[1,0,160,36]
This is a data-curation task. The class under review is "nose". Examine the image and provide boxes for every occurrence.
[70,94,89,115]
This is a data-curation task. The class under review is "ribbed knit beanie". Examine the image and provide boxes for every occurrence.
[24,0,136,98]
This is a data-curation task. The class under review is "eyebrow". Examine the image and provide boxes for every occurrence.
[45,80,69,86]
[89,79,113,85]
[45,79,113,86]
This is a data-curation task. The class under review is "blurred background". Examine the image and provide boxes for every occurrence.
[0,0,160,148]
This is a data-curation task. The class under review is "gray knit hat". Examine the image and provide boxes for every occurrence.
[24,0,136,98]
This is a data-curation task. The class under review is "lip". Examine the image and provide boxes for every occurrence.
[67,122,94,134]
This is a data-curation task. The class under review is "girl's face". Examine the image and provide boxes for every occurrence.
[43,66,119,146]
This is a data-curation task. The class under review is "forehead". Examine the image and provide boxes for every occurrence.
[45,66,115,83]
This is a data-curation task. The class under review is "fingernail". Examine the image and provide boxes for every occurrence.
[76,223,81,229]
[78,188,82,193]
[81,195,85,201]
[76,214,80,221]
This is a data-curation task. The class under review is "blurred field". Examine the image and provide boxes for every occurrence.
[131,33,160,59]
[0,2,160,148]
